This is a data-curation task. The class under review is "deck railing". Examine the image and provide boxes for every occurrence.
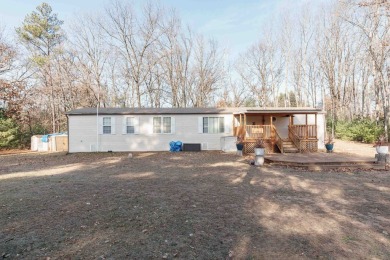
[244,125,274,140]
[290,125,317,139]
[288,125,318,152]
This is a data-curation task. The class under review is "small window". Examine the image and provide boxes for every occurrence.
[153,116,172,134]
[126,117,135,134]
[153,117,162,133]
[103,117,111,134]
[163,117,171,134]
[203,117,224,134]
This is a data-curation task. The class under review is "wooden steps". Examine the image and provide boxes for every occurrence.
[282,140,299,153]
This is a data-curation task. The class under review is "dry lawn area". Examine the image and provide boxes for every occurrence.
[1,151,390,259]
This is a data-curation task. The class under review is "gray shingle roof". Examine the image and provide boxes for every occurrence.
[66,107,324,115]
[66,107,242,115]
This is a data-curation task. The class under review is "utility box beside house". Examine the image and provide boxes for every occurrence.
[220,136,237,152]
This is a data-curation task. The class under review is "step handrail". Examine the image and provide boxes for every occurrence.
[273,126,284,153]
[288,125,301,152]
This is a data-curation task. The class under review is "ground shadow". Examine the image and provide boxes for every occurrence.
[0,151,389,259]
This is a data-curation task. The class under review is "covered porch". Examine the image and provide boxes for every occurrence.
[232,108,322,154]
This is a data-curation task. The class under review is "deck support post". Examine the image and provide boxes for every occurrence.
[244,114,247,140]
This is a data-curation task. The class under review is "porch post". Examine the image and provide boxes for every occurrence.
[244,114,246,135]
[315,113,318,138]
[233,114,235,136]
[244,113,246,139]
[270,115,274,152]
[305,114,308,138]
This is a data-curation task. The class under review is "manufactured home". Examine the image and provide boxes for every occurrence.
[66,107,325,153]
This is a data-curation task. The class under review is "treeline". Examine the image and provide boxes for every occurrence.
[0,0,389,148]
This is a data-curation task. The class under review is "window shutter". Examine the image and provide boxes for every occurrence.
[111,117,116,135]
[98,117,103,135]
[134,116,140,134]
[171,117,175,134]
[122,117,127,135]
[198,117,203,133]
[224,116,231,134]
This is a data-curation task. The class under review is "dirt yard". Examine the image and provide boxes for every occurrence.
[1,151,390,259]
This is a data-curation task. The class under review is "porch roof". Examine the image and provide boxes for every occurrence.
[233,107,325,115]
[66,106,325,116]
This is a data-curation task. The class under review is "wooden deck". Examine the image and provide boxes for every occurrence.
[265,152,375,164]
[264,151,386,170]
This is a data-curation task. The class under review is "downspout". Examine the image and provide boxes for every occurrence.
[97,85,100,152]
[97,105,99,152]
[66,114,69,154]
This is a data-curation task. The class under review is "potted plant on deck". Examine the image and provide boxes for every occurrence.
[325,135,334,153]
[236,136,244,151]
[254,138,265,156]
[374,135,389,154]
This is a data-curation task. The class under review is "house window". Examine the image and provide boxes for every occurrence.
[153,117,172,134]
[203,117,224,133]
[126,117,135,134]
[103,117,111,134]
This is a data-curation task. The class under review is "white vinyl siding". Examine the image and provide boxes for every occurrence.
[202,117,224,134]
[68,114,235,152]
[153,116,173,134]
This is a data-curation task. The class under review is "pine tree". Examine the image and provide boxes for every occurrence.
[16,2,64,132]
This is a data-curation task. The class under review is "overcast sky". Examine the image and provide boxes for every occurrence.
[0,0,327,57]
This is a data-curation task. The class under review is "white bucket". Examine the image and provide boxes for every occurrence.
[254,148,265,156]
[376,146,389,154]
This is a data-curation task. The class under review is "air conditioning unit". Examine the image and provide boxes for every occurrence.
[182,143,201,151]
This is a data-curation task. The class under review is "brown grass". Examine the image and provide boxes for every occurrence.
[0,151,389,259]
